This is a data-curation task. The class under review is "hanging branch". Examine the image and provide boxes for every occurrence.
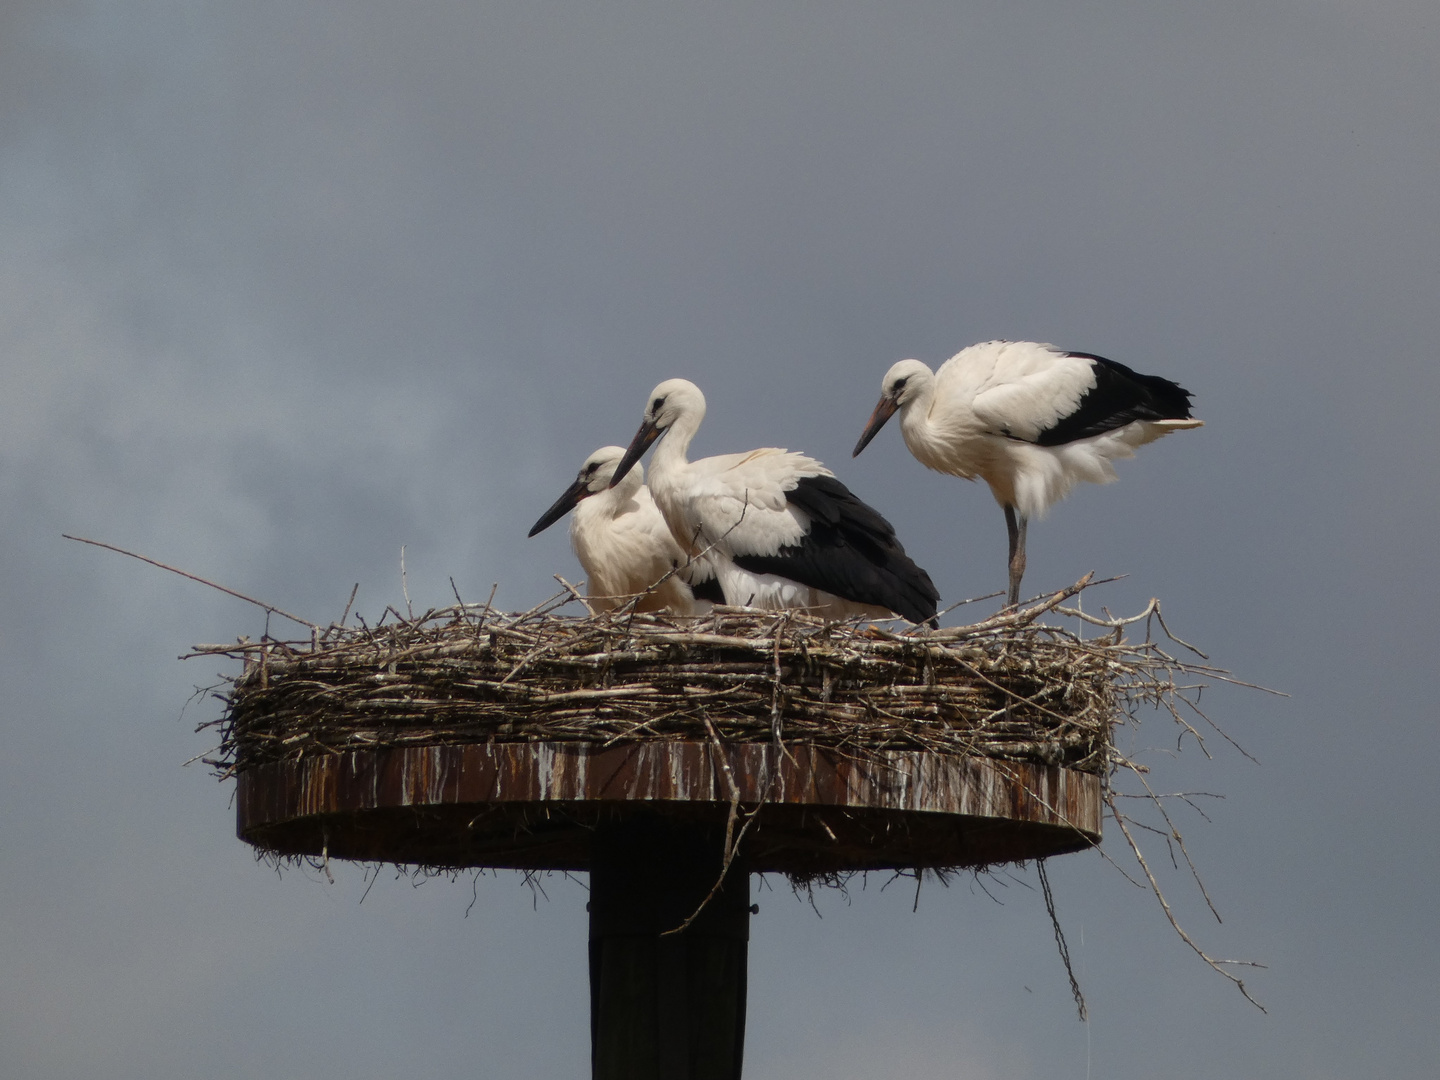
[1107,792,1268,1011]
[1038,859,1087,1021]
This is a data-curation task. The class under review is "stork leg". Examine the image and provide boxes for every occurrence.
[1004,504,1027,607]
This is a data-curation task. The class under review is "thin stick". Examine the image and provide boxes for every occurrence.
[553,575,587,609]
[914,589,1006,628]
[477,583,499,636]
[1108,793,1267,1011]
[400,546,413,620]
[337,583,360,631]
[663,716,763,937]
[63,534,318,630]
[1038,859,1087,1021]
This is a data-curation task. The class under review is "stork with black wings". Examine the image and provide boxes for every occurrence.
[611,379,939,625]
[854,340,1202,606]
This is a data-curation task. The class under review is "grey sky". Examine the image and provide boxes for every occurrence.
[3,2,1437,1076]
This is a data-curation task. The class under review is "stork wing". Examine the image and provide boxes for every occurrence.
[682,448,828,556]
[971,349,1196,446]
[731,475,939,624]
[680,554,726,604]
[969,349,1099,443]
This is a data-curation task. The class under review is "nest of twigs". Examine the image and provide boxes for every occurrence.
[196,576,1218,783]
[187,574,1268,1010]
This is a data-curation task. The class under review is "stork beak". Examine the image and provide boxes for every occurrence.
[852,396,899,457]
[611,418,660,487]
[527,477,591,537]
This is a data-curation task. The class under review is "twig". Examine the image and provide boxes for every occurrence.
[1038,859,1087,1021]
[1108,792,1267,1011]
[63,534,318,630]
[400,546,413,620]
[912,589,1006,628]
[337,583,360,632]
[662,716,759,937]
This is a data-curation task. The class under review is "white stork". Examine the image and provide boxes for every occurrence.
[528,446,722,615]
[853,340,1202,606]
[610,379,939,624]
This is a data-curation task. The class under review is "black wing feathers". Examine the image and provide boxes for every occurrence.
[688,574,727,605]
[1035,353,1196,446]
[731,475,939,623]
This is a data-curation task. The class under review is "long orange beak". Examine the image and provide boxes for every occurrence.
[852,396,899,457]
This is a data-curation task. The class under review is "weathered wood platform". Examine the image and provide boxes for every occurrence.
[236,739,1101,1079]
[237,739,1101,873]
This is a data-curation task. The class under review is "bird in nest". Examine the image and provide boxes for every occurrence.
[612,378,939,625]
[528,445,723,615]
[854,339,1201,606]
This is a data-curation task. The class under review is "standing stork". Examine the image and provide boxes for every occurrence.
[528,446,722,615]
[853,340,1202,606]
[611,379,939,624]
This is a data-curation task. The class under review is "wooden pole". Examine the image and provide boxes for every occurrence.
[588,816,750,1080]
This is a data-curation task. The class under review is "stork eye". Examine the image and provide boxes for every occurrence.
[585,463,599,476]
[652,396,666,414]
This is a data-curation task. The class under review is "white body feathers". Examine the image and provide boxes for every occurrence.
[530,446,713,615]
[619,380,934,621]
[887,340,1201,520]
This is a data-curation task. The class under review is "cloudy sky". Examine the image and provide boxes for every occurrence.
[3,2,1437,1076]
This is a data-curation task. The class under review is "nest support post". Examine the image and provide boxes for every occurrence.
[589,815,750,1080]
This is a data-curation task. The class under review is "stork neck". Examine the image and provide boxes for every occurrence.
[651,411,699,483]
[900,374,940,442]
[609,468,644,506]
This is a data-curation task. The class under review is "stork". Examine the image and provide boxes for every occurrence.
[853,340,1202,606]
[611,379,939,624]
[528,446,722,615]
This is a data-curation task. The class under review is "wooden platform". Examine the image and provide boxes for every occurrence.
[236,740,1101,873]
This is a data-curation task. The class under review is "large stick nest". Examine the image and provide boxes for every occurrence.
[195,578,1218,782]
[189,576,1268,1009]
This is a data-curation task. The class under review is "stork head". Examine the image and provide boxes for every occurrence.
[612,379,706,486]
[527,446,637,537]
[853,359,932,456]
